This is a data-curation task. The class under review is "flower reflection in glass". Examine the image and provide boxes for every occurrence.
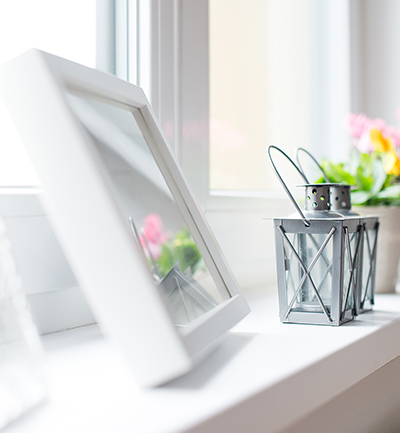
[139,213,204,278]
[136,214,214,325]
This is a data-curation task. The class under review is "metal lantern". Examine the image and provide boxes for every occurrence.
[296,148,359,215]
[295,148,380,315]
[327,183,379,314]
[357,215,379,313]
[268,146,363,326]
[330,184,359,215]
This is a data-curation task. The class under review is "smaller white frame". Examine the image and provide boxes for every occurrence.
[0,49,250,387]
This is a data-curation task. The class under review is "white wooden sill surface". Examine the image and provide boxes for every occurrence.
[6,291,400,433]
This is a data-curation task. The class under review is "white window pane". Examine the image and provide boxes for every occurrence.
[209,0,310,192]
[0,0,96,186]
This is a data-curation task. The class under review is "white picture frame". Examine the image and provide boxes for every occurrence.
[0,49,250,387]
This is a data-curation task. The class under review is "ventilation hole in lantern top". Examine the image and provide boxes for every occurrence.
[307,196,311,201]
[342,191,345,195]
[312,202,318,208]
[320,195,325,201]
[335,197,339,200]
[342,201,347,207]
[327,203,330,207]
[312,188,317,194]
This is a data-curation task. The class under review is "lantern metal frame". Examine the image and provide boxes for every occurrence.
[295,147,380,316]
[274,217,362,326]
[357,217,379,314]
[268,146,363,326]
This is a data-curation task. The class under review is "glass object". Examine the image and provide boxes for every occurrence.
[342,228,360,313]
[66,93,231,327]
[359,219,379,313]
[0,215,46,429]
[1,50,250,386]
[285,233,334,313]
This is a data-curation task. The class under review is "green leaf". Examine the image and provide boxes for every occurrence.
[376,184,400,199]
[354,166,373,191]
[320,160,355,184]
[319,148,400,206]
[158,243,176,276]
[350,190,372,205]
[359,152,372,171]
[314,175,326,184]
[348,150,361,174]
[156,227,204,276]
[370,159,388,195]
[175,240,201,273]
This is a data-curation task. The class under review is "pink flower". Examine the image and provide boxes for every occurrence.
[346,111,400,154]
[344,113,387,140]
[142,214,166,244]
[383,126,400,147]
[140,235,162,260]
[370,118,387,131]
[356,133,374,154]
[344,113,371,139]
[140,214,166,260]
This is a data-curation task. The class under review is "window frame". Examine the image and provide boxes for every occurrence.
[101,0,353,298]
[115,0,352,213]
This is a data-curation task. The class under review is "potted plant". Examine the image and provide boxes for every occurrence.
[317,111,400,293]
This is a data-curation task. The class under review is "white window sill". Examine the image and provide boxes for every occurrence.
[6,290,400,433]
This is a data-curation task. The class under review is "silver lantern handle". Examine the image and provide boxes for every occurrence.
[267,145,311,227]
[295,147,330,183]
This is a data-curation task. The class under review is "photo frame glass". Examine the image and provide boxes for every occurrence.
[66,92,231,327]
[0,50,251,386]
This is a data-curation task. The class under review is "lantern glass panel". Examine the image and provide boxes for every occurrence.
[361,223,378,309]
[284,232,334,313]
[342,229,360,314]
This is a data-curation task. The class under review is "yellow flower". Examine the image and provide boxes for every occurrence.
[385,147,400,176]
[370,128,391,152]
[370,128,400,176]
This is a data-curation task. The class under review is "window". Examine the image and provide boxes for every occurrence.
[0,0,96,186]
[209,0,310,193]
[126,0,351,206]
[119,0,352,292]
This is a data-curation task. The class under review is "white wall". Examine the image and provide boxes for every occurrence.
[351,0,400,125]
